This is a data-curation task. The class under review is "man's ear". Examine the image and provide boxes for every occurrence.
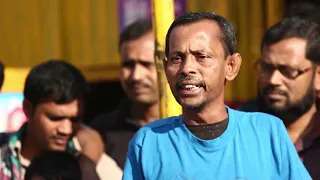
[314,66,320,94]
[225,53,242,81]
[163,57,169,75]
[23,99,33,119]
[163,57,168,67]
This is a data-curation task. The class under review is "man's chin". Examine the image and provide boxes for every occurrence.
[259,98,286,113]
[178,99,204,111]
[48,144,67,151]
[264,101,284,110]
[261,102,290,119]
[263,98,287,110]
[269,104,287,112]
[132,96,158,105]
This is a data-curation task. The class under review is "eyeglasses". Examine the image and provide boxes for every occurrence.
[257,61,313,79]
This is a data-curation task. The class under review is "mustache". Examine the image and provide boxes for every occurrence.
[127,80,150,88]
[261,86,287,96]
[175,75,205,88]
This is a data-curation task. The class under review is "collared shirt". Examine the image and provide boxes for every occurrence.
[0,124,77,180]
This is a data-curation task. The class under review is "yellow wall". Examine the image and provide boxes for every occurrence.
[1,0,120,92]
[1,0,284,101]
[2,67,29,92]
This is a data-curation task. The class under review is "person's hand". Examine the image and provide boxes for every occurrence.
[76,124,104,164]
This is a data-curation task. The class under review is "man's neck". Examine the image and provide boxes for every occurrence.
[130,102,160,126]
[20,132,39,162]
[286,104,318,143]
[183,101,228,125]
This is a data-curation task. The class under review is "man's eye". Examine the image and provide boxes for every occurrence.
[280,67,298,78]
[48,116,64,121]
[258,62,274,72]
[197,54,208,59]
[122,61,135,68]
[169,56,182,63]
[141,62,154,69]
[197,55,210,62]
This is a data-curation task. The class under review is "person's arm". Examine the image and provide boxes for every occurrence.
[96,153,123,180]
[75,124,104,164]
[78,154,100,180]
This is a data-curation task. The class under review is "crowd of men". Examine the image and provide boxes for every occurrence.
[0,8,319,180]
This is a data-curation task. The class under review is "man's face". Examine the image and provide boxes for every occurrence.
[165,20,229,110]
[120,32,159,105]
[258,38,315,118]
[26,100,81,152]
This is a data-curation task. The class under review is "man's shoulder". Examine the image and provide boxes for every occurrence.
[229,108,283,129]
[144,116,181,129]
[231,107,279,118]
[90,99,131,130]
[230,108,291,150]
[0,132,15,159]
[0,132,13,147]
[130,116,181,145]
[90,109,125,131]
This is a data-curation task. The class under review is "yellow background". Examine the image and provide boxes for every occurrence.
[0,0,283,101]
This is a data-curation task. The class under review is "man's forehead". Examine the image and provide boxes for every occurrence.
[121,32,154,49]
[35,100,81,111]
[262,38,311,66]
[169,20,221,51]
[170,20,221,38]
[171,34,210,50]
[120,34,155,61]
[121,58,154,64]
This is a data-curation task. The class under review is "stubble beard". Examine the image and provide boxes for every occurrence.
[258,84,315,125]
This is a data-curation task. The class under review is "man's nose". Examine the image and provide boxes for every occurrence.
[131,64,144,80]
[180,55,197,75]
[57,119,73,135]
[268,70,283,85]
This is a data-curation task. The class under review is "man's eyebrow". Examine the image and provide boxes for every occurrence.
[277,64,299,69]
[122,58,135,62]
[46,112,80,120]
[140,61,153,64]
[169,51,184,55]
[46,113,65,120]
[190,49,207,54]
[121,60,135,65]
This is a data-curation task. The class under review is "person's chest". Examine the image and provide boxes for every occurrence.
[140,131,280,180]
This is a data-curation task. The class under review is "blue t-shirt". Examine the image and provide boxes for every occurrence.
[123,108,310,180]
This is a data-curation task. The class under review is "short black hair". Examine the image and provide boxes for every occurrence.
[119,19,152,50]
[285,1,320,25]
[0,61,4,90]
[165,12,237,58]
[23,60,88,106]
[261,17,320,64]
[25,151,82,180]
[307,34,320,65]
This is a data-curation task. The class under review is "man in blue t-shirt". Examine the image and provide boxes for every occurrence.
[123,12,310,180]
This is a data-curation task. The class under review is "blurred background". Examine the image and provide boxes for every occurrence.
[0,0,317,126]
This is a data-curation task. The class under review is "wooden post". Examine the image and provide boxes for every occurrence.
[152,0,181,118]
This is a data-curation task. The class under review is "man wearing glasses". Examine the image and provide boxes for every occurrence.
[241,17,320,179]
